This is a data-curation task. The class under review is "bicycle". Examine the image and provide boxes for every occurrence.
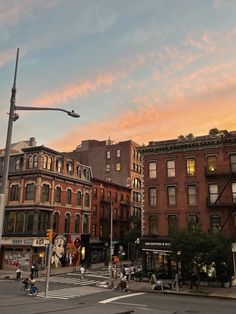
[21,284,38,296]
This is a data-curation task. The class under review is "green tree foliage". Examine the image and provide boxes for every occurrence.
[170,224,232,277]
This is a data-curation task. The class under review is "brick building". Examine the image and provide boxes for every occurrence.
[64,139,142,220]
[139,130,236,276]
[90,177,131,264]
[0,144,92,270]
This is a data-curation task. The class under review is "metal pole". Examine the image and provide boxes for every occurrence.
[110,196,113,287]
[45,242,52,298]
[0,48,19,250]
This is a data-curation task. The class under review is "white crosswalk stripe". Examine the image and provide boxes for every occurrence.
[37,285,107,299]
[36,275,101,286]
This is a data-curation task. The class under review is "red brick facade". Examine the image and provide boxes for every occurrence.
[140,130,236,239]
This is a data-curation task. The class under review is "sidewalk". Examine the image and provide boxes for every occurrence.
[1,267,236,300]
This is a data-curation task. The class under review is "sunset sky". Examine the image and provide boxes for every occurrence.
[1,0,236,151]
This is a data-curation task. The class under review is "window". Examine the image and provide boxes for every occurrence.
[167,186,176,205]
[64,213,70,233]
[53,212,59,233]
[66,162,73,175]
[6,212,16,232]
[133,178,141,188]
[10,184,20,201]
[100,225,103,237]
[187,185,197,205]
[207,156,217,172]
[56,160,63,173]
[149,215,158,235]
[186,158,195,176]
[116,149,121,157]
[167,160,175,177]
[210,214,221,233]
[100,188,104,200]
[232,183,236,203]
[25,183,35,201]
[26,212,34,232]
[43,156,47,169]
[77,191,82,206]
[74,214,80,233]
[92,224,96,237]
[116,163,121,171]
[76,166,82,177]
[67,189,72,204]
[209,184,218,204]
[84,192,90,207]
[15,212,25,232]
[47,157,52,170]
[15,158,21,170]
[38,212,49,232]
[106,151,111,159]
[55,187,61,203]
[42,184,50,202]
[133,191,141,203]
[148,187,157,206]
[106,164,110,172]
[28,155,33,169]
[168,214,178,232]
[114,192,118,203]
[188,214,198,228]
[33,155,38,168]
[114,208,117,220]
[230,154,236,172]
[148,162,156,178]
[83,215,89,233]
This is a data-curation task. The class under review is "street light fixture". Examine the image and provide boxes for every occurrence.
[0,48,80,275]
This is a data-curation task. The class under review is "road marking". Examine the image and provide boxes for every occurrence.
[112,301,147,307]
[99,292,146,304]
[37,286,107,300]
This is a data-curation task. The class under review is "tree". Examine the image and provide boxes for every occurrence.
[170,224,232,280]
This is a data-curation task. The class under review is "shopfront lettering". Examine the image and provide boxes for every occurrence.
[144,242,171,247]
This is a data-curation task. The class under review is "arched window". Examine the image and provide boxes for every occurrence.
[66,162,73,175]
[15,157,21,170]
[28,155,33,169]
[25,183,35,201]
[42,184,50,202]
[43,155,48,169]
[53,212,59,233]
[10,184,20,201]
[77,191,82,206]
[67,189,72,204]
[64,213,70,233]
[47,157,52,170]
[56,160,62,173]
[74,214,80,233]
[33,155,38,168]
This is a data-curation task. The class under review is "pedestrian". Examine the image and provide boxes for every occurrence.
[80,265,85,280]
[16,266,22,280]
[30,264,35,277]
[130,265,135,281]
[34,263,39,278]
[190,271,199,289]
[174,271,182,288]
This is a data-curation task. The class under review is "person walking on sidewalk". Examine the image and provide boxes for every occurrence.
[80,265,85,280]
[190,271,199,290]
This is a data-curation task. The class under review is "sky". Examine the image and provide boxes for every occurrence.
[1,0,236,152]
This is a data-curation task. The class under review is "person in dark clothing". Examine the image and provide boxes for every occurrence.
[190,271,199,289]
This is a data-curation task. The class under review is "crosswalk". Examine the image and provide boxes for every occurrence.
[36,275,103,286]
[37,285,107,300]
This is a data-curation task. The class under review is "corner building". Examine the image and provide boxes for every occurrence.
[0,144,92,270]
[139,130,236,276]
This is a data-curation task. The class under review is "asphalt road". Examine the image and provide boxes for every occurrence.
[0,273,236,314]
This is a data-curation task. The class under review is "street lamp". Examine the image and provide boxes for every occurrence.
[0,48,80,256]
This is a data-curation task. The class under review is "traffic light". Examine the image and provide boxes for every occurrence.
[46,228,53,242]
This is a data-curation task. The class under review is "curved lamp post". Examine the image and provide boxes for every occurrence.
[0,48,80,253]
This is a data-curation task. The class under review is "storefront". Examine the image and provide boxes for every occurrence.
[141,236,176,278]
[1,237,48,270]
